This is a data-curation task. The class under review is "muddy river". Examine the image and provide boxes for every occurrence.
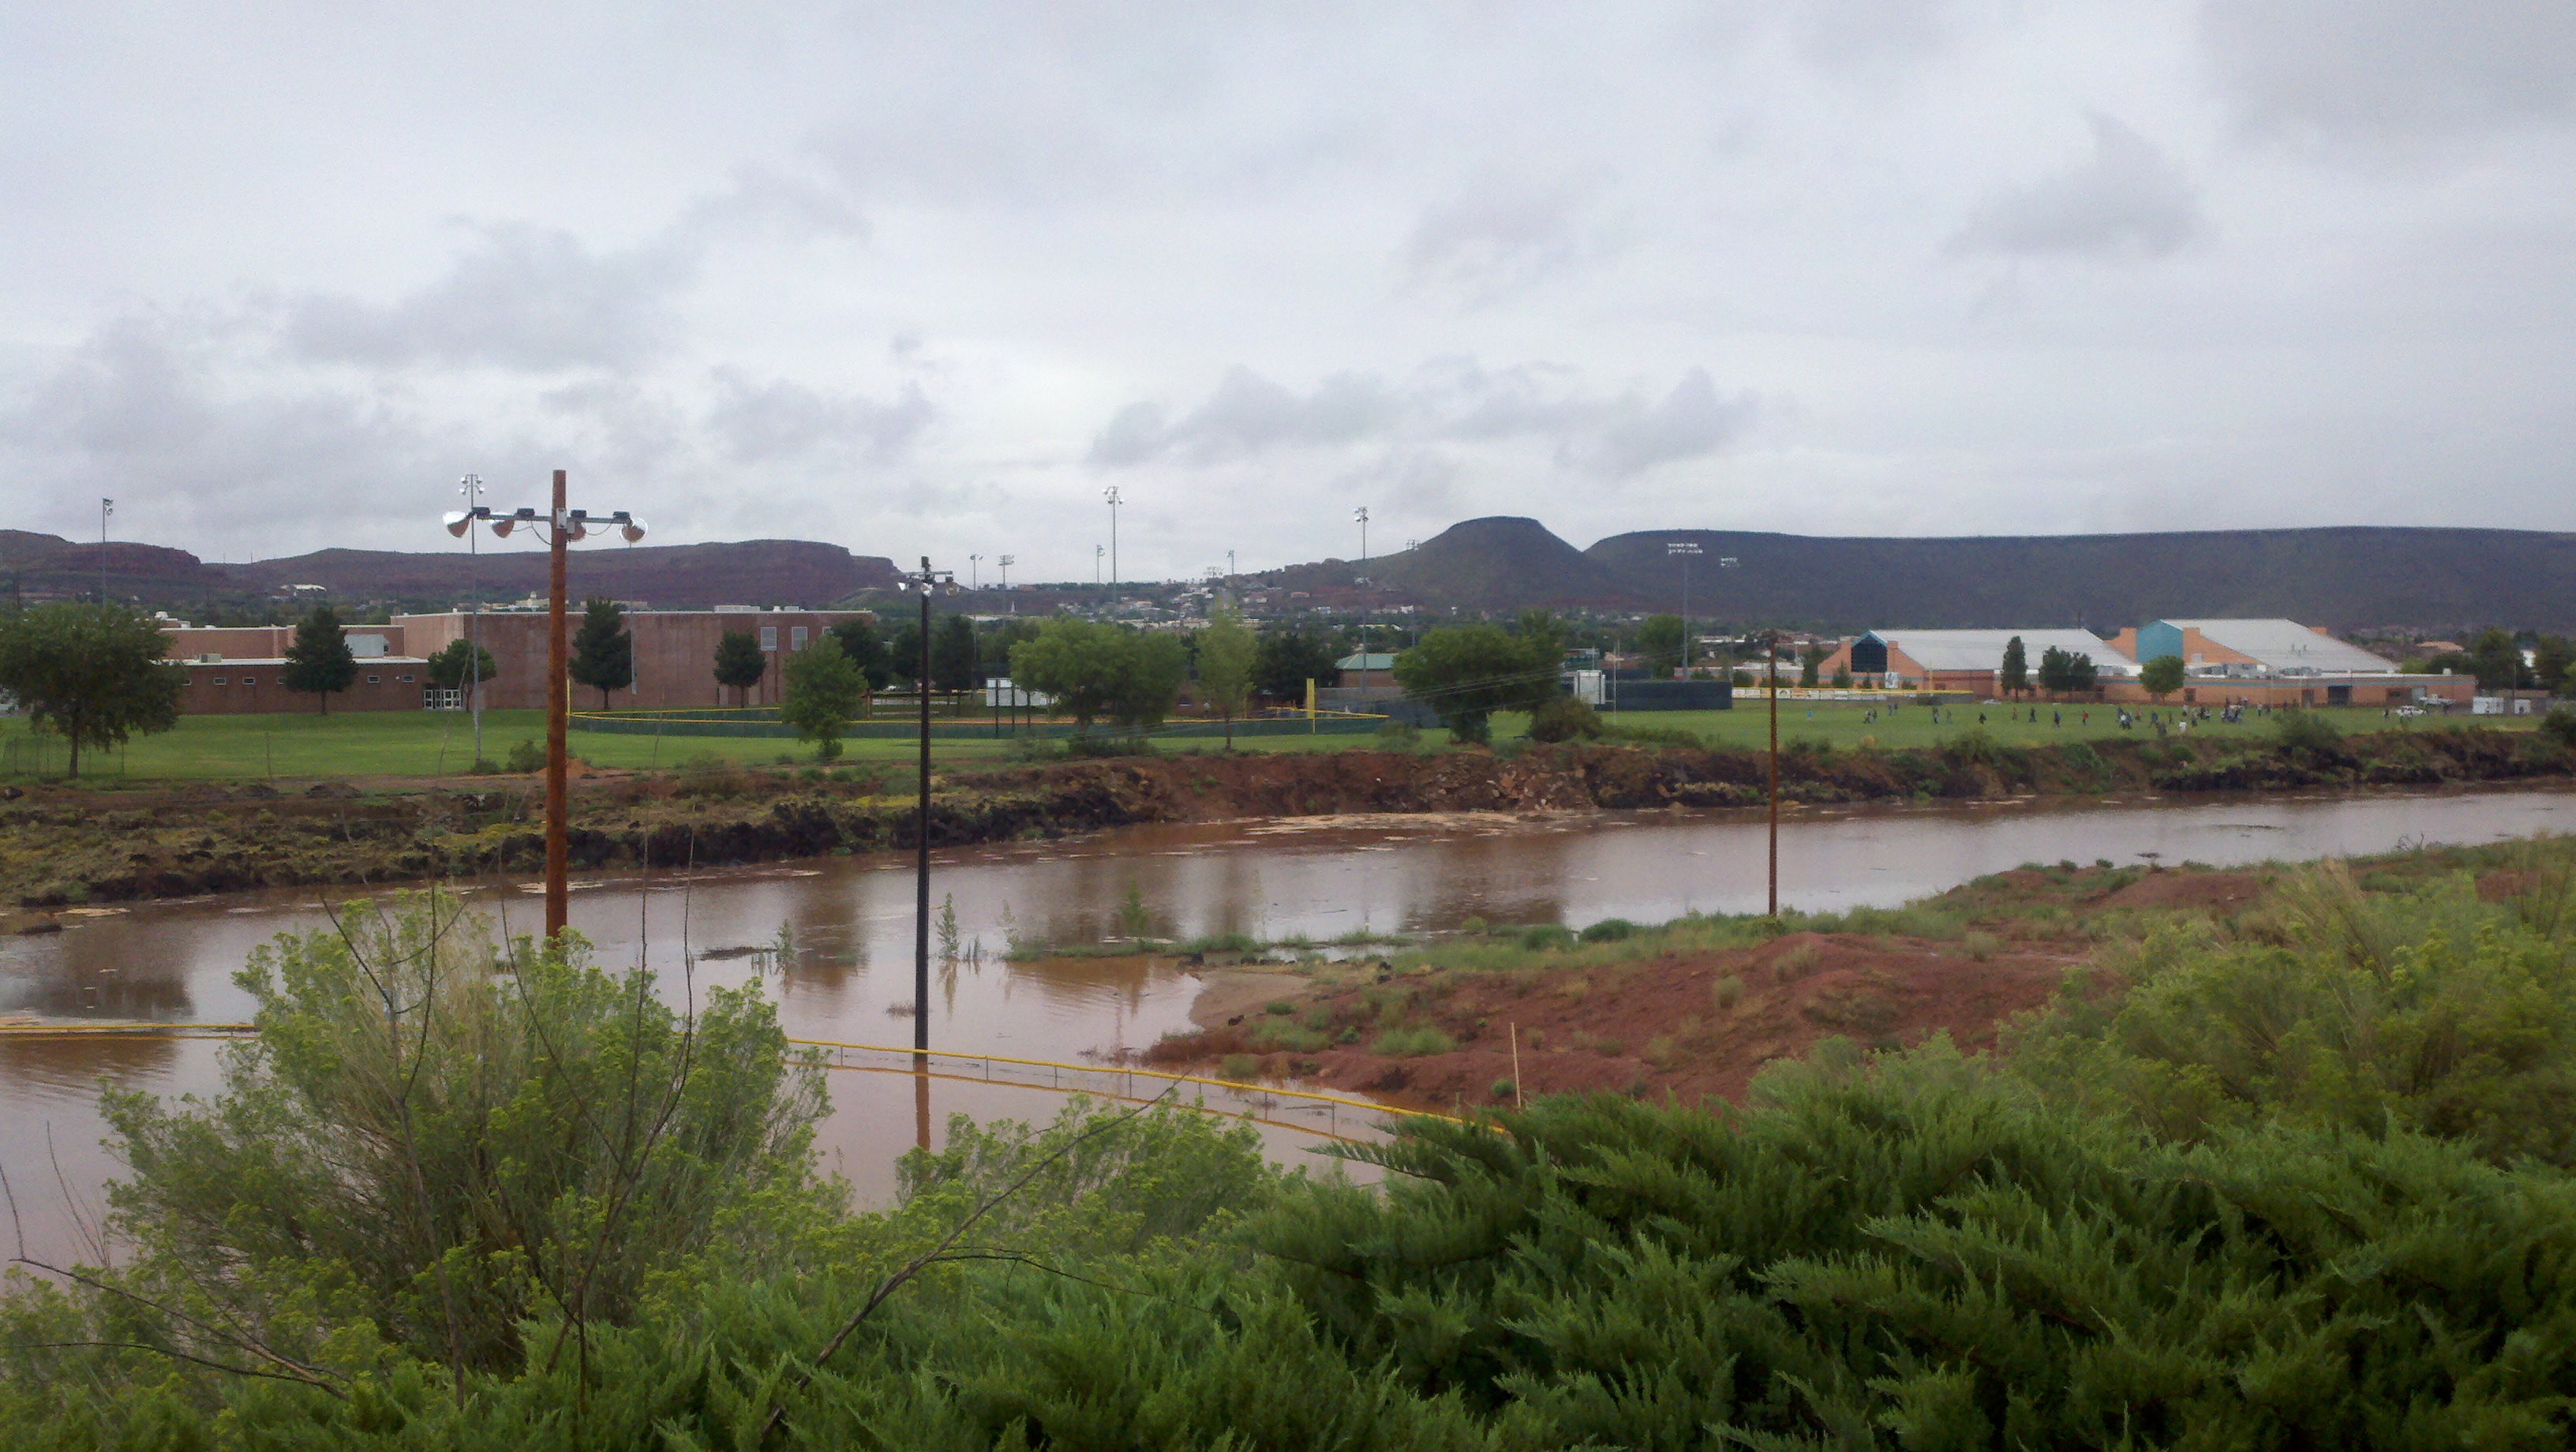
[4,784,2567,1263]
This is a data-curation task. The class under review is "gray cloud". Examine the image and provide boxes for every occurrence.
[704,369,935,464]
[283,223,694,372]
[1946,114,2203,261]
[1091,360,1757,479]
[1785,0,1965,70]
[2201,1,2576,144]
[1402,167,1619,306]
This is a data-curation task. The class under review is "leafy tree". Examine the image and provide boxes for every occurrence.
[1799,643,1826,688]
[280,604,358,713]
[2140,653,2186,701]
[827,616,893,691]
[931,614,979,692]
[713,630,766,706]
[2000,635,2027,695]
[1634,614,1685,677]
[1010,620,1190,734]
[887,619,923,688]
[1391,623,1562,745]
[2036,645,2099,696]
[424,638,497,698]
[780,639,866,760]
[1251,627,1340,701]
[567,597,634,708]
[2534,635,2574,696]
[1193,603,1257,749]
[0,603,186,777]
[2470,627,2530,690]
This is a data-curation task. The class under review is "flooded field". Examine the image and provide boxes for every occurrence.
[5,783,2567,1262]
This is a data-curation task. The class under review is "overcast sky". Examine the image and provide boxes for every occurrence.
[5,2,2571,582]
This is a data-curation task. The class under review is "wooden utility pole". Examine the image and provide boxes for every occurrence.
[545,469,570,941]
[1767,631,1780,919]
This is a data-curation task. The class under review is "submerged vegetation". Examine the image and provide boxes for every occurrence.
[14,841,2576,1445]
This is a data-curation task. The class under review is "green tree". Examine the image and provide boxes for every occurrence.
[424,638,497,699]
[2140,653,2186,702]
[2000,635,2028,695]
[567,597,634,708]
[2470,627,2530,690]
[1391,623,1562,745]
[931,614,979,691]
[0,603,186,777]
[1251,627,1340,701]
[780,639,866,760]
[279,604,358,713]
[1193,603,1257,749]
[1011,620,1189,735]
[2036,645,2099,696]
[1634,613,1685,677]
[827,616,893,691]
[1799,643,1826,688]
[887,618,923,688]
[713,630,766,706]
[2535,634,2574,696]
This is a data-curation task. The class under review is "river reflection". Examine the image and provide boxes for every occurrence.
[2,784,2567,1263]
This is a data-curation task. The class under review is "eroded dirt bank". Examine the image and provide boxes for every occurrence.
[1136,854,2473,1115]
[1,724,2566,908]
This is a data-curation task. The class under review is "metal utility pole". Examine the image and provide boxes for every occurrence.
[1354,506,1370,680]
[98,499,112,603]
[1104,485,1122,609]
[444,474,645,941]
[968,553,981,590]
[1095,544,1103,586]
[459,473,486,762]
[1668,541,1701,679]
[897,556,957,1066]
[997,554,1013,591]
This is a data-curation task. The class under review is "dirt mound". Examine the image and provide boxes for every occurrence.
[2098,867,2267,912]
[1148,932,2072,1115]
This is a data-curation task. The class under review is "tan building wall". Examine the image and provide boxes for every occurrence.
[177,658,434,715]
[395,610,875,712]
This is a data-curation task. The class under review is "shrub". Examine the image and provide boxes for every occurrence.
[1264,1000,1295,1016]
[1218,1052,1260,1081]
[1518,924,1574,951]
[2275,706,2343,757]
[1489,1077,1516,1099]
[1371,1026,1456,1057]
[2541,703,2576,750]
[1249,1021,1327,1053]
[1603,721,1704,749]
[1962,930,2002,961]
[1372,719,1422,750]
[1711,974,1745,1010]
[505,737,545,773]
[1578,917,1638,942]
[1526,696,1604,743]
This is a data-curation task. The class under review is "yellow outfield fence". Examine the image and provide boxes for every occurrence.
[0,1021,1445,1143]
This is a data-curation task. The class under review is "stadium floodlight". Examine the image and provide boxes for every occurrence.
[435,472,645,944]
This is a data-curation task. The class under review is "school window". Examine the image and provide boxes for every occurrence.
[367,675,381,684]
[791,627,807,651]
[397,675,414,683]
[212,676,227,685]
[240,676,255,686]
[760,627,778,651]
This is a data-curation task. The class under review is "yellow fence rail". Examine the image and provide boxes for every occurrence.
[0,1022,1446,1142]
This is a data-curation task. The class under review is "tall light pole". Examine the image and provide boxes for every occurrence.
[997,554,1013,591]
[444,473,645,941]
[458,473,487,763]
[1226,548,1236,578]
[1765,627,1780,919]
[1103,485,1122,609]
[896,558,958,1085]
[1668,541,1701,679]
[1095,544,1104,587]
[968,553,982,591]
[1354,506,1370,679]
[98,499,112,603]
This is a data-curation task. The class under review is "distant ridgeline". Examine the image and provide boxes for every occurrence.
[0,531,903,611]
[1260,517,2576,633]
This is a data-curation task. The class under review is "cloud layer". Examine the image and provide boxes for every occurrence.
[2,2,2571,581]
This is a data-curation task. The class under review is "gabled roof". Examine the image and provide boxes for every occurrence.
[2151,619,2396,674]
[1866,629,2136,676]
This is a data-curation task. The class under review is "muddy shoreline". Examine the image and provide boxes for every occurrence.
[2,726,2567,909]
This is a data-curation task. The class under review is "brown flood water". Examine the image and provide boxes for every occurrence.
[3,784,2567,1263]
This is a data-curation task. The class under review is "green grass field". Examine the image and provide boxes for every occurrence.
[0,698,2518,785]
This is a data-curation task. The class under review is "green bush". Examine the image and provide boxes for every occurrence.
[1526,696,1604,743]
[1578,917,1637,942]
[1369,1026,1455,1057]
[2275,705,2343,756]
[1372,719,1422,750]
[2542,704,2576,750]
[1518,923,1575,951]
[504,736,544,773]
